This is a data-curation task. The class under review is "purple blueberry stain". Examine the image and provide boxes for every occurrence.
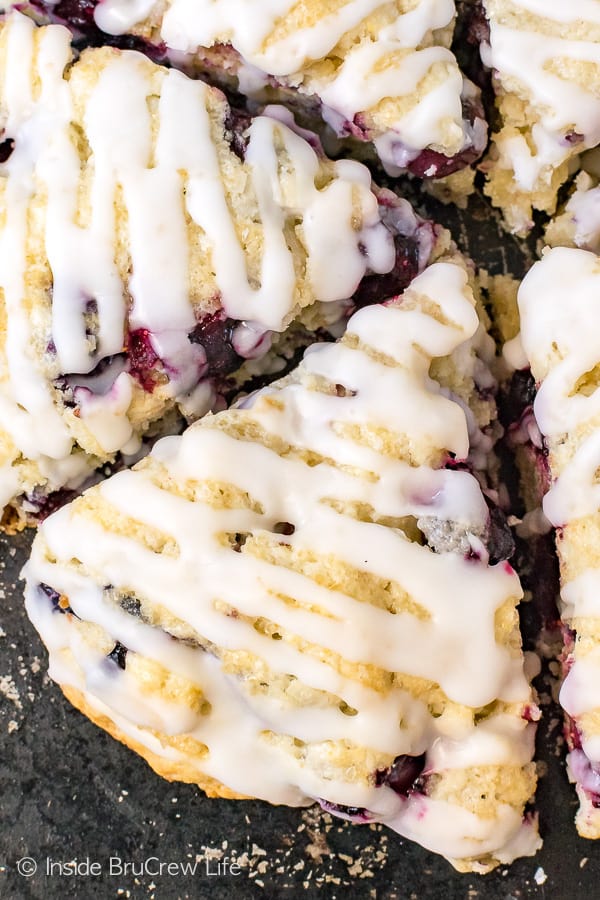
[38,582,77,617]
[465,544,483,563]
[443,453,469,472]
[484,505,515,565]
[106,641,128,670]
[322,107,371,142]
[353,233,420,307]
[565,714,582,751]
[232,322,272,360]
[58,354,128,405]
[24,486,77,519]
[568,748,600,808]
[28,0,167,59]
[318,800,374,823]
[522,703,540,724]
[31,0,99,31]
[405,91,487,179]
[0,137,14,164]
[352,114,371,140]
[225,108,252,162]
[405,148,460,180]
[127,328,162,392]
[188,312,243,376]
[465,521,515,566]
[375,752,427,796]
[564,131,585,146]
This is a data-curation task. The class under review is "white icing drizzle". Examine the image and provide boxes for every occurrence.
[519,246,600,767]
[94,0,156,32]
[547,173,600,254]
[94,0,471,162]
[25,262,537,866]
[562,187,600,254]
[0,16,75,476]
[502,333,528,372]
[483,0,600,192]
[315,41,464,155]
[0,13,395,513]
[519,248,600,447]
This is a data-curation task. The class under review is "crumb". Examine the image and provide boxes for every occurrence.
[0,674,22,710]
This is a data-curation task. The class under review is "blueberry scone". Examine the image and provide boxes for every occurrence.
[480,0,600,234]
[518,247,600,838]
[0,12,443,530]
[14,0,487,180]
[23,261,541,872]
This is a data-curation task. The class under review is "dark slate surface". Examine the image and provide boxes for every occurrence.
[1,190,598,900]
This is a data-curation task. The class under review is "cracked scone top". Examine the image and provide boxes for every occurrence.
[519,247,600,838]
[19,0,487,177]
[24,262,541,872]
[482,0,600,233]
[0,12,435,528]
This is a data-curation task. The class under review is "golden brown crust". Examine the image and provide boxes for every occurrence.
[0,505,29,535]
[62,684,251,801]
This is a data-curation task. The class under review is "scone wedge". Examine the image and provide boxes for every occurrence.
[24,260,541,872]
[0,12,441,530]
[518,247,600,839]
[15,0,487,180]
[480,0,600,234]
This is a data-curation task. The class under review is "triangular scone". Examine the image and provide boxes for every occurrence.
[24,261,540,872]
[519,247,600,838]
[0,12,440,529]
[18,0,486,179]
[480,0,600,234]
